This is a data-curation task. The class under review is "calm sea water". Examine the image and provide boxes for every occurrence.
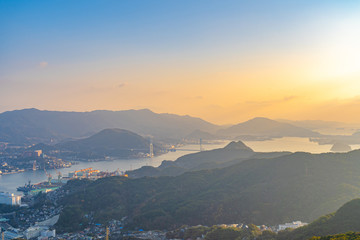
[1,138,358,194]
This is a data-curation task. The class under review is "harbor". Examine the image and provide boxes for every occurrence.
[0,142,229,195]
[16,168,128,195]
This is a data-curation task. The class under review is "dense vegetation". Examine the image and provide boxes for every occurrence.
[168,224,284,240]
[172,227,360,240]
[0,203,20,213]
[309,232,360,240]
[56,149,360,232]
[167,225,270,240]
[279,199,360,240]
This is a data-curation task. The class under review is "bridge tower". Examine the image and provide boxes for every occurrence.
[33,160,36,171]
[200,138,204,151]
[149,141,154,158]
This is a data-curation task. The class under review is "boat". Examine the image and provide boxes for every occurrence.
[17,181,36,192]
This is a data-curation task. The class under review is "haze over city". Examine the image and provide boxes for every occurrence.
[1,0,360,124]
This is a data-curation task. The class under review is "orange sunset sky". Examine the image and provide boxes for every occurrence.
[1,1,360,124]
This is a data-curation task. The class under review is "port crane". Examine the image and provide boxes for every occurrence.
[43,167,52,185]
[57,171,62,181]
[51,164,63,182]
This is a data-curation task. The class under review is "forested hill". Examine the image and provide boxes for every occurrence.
[279,199,360,240]
[56,149,360,232]
[127,141,290,178]
[309,232,360,240]
[55,128,161,158]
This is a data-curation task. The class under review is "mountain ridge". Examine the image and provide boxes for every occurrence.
[218,117,320,138]
[127,141,290,178]
[0,108,219,144]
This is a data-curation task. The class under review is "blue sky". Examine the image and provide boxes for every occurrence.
[1,0,350,73]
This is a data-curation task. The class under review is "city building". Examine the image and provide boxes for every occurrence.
[40,229,56,238]
[34,150,43,157]
[22,150,42,158]
[278,221,308,231]
[0,192,21,206]
[24,226,43,239]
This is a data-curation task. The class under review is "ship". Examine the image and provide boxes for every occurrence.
[16,181,36,192]
[17,180,64,194]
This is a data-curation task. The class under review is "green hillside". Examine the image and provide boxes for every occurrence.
[128,141,290,178]
[279,199,360,240]
[56,150,360,232]
[309,232,360,240]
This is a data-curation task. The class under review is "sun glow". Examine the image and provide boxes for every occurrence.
[313,15,360,81]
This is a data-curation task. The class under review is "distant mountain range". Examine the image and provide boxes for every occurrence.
[277,119,360,146]
[0,108,331,145]
[56,149,360,232]
[0,108,219,144]
[278,119,360,132]
[277,119,352,130]
[217,117,320,138]
[184,130,219,141]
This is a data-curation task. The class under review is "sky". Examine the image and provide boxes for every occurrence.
[1,0,360,124]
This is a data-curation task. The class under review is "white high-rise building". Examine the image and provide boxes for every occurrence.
[0,192,21,205]
[278,221,307,231]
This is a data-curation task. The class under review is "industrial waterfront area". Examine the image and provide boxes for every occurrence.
[16,167,128,195]
[0,141,227,194]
